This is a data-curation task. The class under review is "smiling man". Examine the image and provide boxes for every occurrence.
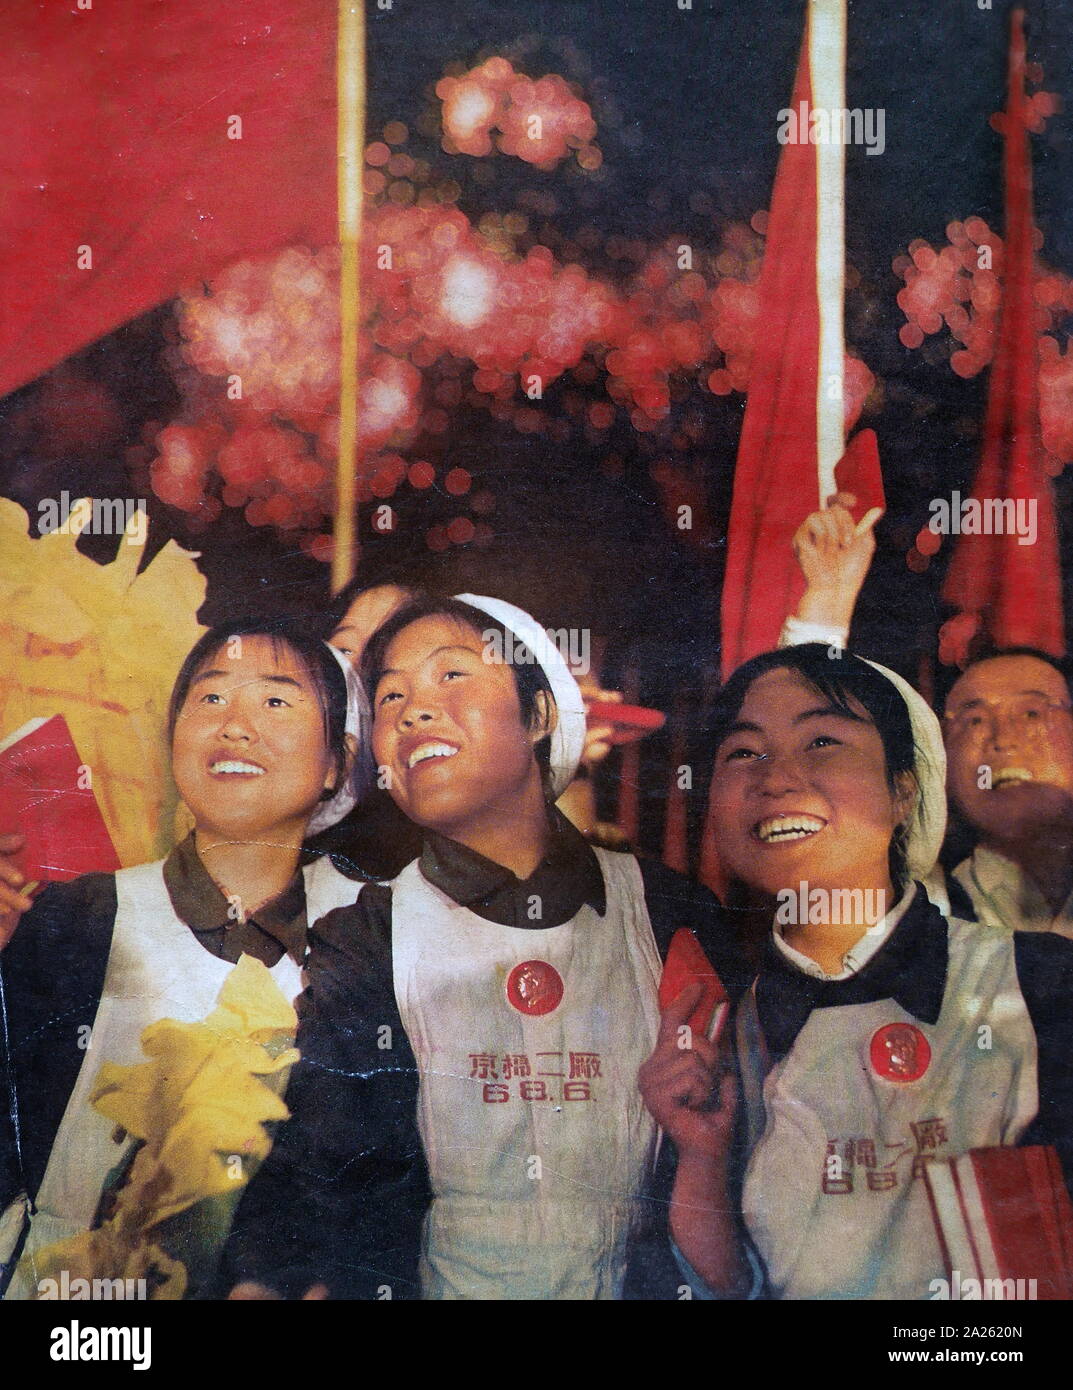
[943,648,1073,936]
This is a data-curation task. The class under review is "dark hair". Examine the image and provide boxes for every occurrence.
[167,616,352,803]
[938,645,1073,716]
[361,593,557,795]
[326,574,420,634]
[709,644,919,893]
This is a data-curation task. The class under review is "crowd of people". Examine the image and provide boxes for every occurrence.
[1,493,1071,1301]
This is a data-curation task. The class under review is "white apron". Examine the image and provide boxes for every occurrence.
[391,849,662,1300]
[5,853,359,1299]
[740,917,1040,1300]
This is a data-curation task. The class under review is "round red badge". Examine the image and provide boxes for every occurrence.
[870,1023,931,1082]
[506,960,564,1017]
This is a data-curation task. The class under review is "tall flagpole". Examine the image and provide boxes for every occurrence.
[809,0,846,507]
[332,0,366,593]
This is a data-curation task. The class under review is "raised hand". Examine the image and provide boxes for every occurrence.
[638,981,736,1161]
[792,491,883,634]
[581,686,623,768]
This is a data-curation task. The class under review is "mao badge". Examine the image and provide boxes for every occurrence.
[869,1022,931,1082]
[506,960,564,1017]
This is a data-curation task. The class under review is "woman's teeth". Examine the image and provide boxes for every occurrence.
[992,767,1033,788]
[407,742,459,770]
[755,815,825,843]
[210,760,265,775]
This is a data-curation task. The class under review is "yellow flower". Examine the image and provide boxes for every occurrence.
[32,956,299,1296]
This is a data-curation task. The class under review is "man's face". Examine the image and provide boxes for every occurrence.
[944,655,1073,844]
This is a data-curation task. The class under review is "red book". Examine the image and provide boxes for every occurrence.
[833,428,886,525]
[0,714,120,890]
[658,928,729,1042]
[924,1146,1073,1301]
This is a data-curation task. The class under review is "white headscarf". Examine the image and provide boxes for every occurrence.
[860,658,947,881]
[305,643,372,834]
[454,593,587,798]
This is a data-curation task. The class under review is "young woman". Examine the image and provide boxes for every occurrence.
[641,643,1073,1300]
[221,593,750,1300]
[0,617,370,1299]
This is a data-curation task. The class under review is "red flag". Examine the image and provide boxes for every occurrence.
[0,0,338,401]
[705,5,876,896]
[940,8,1065,661]
[718,25,825,680]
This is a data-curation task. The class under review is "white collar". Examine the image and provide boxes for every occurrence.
[772,884,917,981]
[961,843,1073,935]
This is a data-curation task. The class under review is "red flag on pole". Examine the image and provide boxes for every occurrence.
[940,8,1065,662]
[718,0,863,681]
[0,0,338,401]
[704,0,865,895]
[717,29,822,680]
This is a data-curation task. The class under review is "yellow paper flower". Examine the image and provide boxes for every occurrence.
[0,497,206,865]
[31,956,298,1299]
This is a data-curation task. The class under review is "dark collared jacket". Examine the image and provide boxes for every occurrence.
[0,836,315,1223]
[220,814,751,1300]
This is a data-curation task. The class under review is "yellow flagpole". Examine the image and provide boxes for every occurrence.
[809,0,846,507]
[332,0,366,593]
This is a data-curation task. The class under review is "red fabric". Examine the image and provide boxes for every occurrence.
[717,28,821,681]
[941,8,1065,660]
[0,0,338,400]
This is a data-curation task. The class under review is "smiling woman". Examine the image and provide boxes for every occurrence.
[707,644,925,918]
[219,592,751,1302]
[168,620,362,866]
[360,596,558,873]
[0,616,369,1300]
[640,643,1073,1302]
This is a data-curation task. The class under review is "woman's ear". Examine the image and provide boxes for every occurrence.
[529,690,558,746]
[324,732,359,796]
[892,769,918,834]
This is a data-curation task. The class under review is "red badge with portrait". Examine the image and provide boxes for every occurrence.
[870,1023,931,1082]
[506,960,564,1017]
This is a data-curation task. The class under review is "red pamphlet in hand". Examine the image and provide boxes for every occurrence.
[585,701,666,745]
[833,428,886,524]
[659,928,729,1042]
[0,714,120,891]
